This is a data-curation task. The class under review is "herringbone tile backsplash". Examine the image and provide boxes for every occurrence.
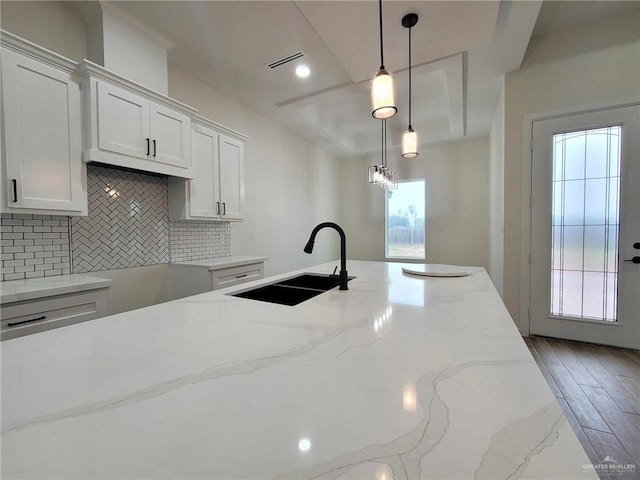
[71,165,170,273]
[0,164,231,281]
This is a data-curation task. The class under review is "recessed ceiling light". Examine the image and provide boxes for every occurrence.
[298,438,311,451]
[295,64,310,78]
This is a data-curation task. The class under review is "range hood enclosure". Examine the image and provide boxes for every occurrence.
[82,1,174,95]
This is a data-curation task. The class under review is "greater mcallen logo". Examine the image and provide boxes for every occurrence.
[583,456,636,474]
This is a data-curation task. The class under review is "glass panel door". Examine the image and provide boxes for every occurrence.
[530,106,639,349]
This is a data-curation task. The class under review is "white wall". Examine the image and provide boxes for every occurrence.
[503,12,640,327]
[0,1,88,61]
[341,136,491,269]
[489,78,505,295]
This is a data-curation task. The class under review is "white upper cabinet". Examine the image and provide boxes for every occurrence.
[218,135,244,221]
[149,103,190,169]
[188,126,219,218]
[80,61,195,178]
[1,36,87,215]
[97,81,150,159]
[169,119,247,222]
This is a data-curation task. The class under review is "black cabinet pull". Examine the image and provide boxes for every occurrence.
[146,138,150,156]
[634,242,640,250]
[222,202,226,215]
[153,139,157,157]
[235,274,248,279]
[624,257,640,264]
[216,202,220,215]
[7,315,46,327]
[11,179,17,202]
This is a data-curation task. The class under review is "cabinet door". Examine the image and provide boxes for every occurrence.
[97,81,150,159]
[2,49,85,212]
[189,127,220,218]
[218,134,244,220]
[149,103,190,169]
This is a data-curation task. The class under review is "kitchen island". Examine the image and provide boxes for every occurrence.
[1,261,596,479]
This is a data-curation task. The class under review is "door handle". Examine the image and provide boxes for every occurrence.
[7,315,46,327]
[153,139,157,157]
[634,242,640,250]
[11,179,17,202]
[624,257,640,264]
[146,138,150,156]
[222,202,226,215]
[216,202,220,215]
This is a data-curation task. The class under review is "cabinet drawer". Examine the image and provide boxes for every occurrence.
[1,288,110,341]
[211,264,264,290]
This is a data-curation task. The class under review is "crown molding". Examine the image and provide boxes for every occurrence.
[0,30,78,74]
[192,115,249,141]
[77,60,198,115]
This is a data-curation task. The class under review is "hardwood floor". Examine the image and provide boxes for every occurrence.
[525,336,640,480]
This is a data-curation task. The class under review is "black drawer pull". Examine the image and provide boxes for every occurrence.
[11,179,17,202]
[153,139,157,157]
[7,315,46,327]
[146,138,150,156]
[235,274,248,279]
[222,202,226,215]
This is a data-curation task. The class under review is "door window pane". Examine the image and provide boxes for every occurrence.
[386,180,425,259]
[550,126,621,321]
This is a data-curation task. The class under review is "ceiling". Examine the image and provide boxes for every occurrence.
[531,0,640,41]
[105,1,632,158]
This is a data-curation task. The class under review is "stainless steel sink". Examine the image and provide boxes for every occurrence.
[230,273,355,306]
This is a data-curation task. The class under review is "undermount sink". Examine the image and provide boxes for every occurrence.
[230,273,355,306]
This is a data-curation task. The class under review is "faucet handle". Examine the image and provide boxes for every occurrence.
[331,266,338,277]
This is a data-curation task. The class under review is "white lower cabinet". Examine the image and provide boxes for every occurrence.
[171,261,264,300]
[1,288,111,341]
[169,119,246,221]
[211,264,264,290]
[1,38,87,215]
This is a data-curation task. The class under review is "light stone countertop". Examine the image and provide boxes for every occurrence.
[170,255,268,270]
[0,261,596,479]
[0,274,112,304]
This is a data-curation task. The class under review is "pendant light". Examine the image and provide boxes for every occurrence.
[371,0,396,119]
[401,13,419,158]
[368,119,397,190]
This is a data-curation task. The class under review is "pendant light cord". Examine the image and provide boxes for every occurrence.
[408,25,412,127]
[381,118,384,166]
[383,118,387,167]
[379,0,384,68]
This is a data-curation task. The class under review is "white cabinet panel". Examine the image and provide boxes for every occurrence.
[168,121,246,222]
[97,81,150,159]
[1,288,111,341]
[219,135,244,220]
[150,103,190,169]
[189,127,219,218]
[2,49,85,213]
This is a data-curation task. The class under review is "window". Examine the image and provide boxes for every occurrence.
[551,126,620,321]
[386,179,425,259]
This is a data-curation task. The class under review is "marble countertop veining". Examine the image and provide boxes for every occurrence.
[0,261,596,479]
[170,255,268,270]
[0,274,112,304]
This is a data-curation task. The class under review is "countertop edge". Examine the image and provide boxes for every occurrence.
[1,276,113,305]
[170,256,268,271]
